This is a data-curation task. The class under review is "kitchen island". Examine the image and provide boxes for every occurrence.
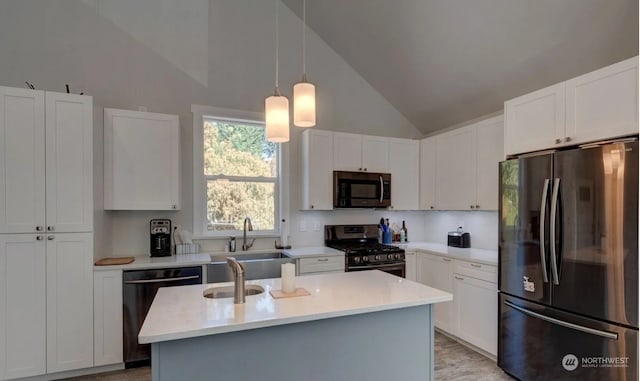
[139,270,452,381]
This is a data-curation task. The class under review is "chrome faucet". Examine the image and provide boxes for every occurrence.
[226,257,246,304]
[242,217,255,251]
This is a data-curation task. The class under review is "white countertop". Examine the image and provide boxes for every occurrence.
[282,246,344,258]
[397,242,498,265]
[138,270,452,344]
[93,254,212,271]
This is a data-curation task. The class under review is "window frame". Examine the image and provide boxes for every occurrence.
[192,105,289,239]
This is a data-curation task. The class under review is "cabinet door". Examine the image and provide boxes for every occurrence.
[361,136,389,173]
[436,127,476,210]
[475,117,503,210]
[301,129,333,210]
[104,108,180,210]
[504,83,565,156]
[45,92,93,233]
[0,235,46,379]
[46,233,94,373]
[94,270,123,366]
[419,137,437,210]
[0,87,46,234]
[333,132,362,171]
[405,252,417,281]
[453,274,497,356]
[566,56,638,145]
[417,253,455,333]
[388,138,419,210]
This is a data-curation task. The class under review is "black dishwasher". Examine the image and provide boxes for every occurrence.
[123,266,202,367]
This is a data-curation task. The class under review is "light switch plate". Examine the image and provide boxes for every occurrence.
[299,220,308,232]
[312,221,321,231]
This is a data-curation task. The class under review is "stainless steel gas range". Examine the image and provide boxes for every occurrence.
[325,224,405,278]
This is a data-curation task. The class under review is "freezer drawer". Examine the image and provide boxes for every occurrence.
[499,294,638,381]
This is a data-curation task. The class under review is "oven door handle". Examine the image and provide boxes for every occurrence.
[350,263,404,270]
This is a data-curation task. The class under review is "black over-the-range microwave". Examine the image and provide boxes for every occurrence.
[333,171,391,208]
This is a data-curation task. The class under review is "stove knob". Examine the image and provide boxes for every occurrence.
[387,254,394,260]
[395,254,401,260]
[374,255,380,261]
[354,256,361,264]
[362,256,369,262]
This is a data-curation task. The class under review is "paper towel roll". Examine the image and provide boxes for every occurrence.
[281,263,296,293]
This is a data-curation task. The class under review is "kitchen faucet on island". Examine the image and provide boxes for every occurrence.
[242,216,255,251]
[226,257,246,304]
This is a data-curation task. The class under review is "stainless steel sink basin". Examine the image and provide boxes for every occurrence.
[203,284,265,299]
[207,252,295,283]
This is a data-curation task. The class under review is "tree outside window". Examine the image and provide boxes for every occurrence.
[203,119,278,233]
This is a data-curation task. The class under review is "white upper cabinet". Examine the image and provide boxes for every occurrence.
[565,57,638,144]
[0,87,46,234]
[300,129,334,210]
[0,87,92,234]
[333,132,363,171]
[504,83,565,156]
[436,126,476,210]
[419,137,437,210]
[505,56,638,156]
[388,138,419,210]
[333,132,389,173]
[474,116,504,210]
[45,92,93,233]
[361,136,389,173]
[104,108,180,210]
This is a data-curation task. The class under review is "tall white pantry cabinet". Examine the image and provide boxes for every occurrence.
[0,86,94,380]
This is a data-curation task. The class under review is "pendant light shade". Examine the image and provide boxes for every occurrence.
[265,94,290,143]
[265,0,290,143]
[293,80,316,127]
[293,0,316,128]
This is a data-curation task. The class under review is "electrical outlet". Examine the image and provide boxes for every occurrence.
[313,221,321,231]
[299,220,308,232]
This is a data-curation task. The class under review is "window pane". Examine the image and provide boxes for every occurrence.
[204,120,277,177]
[207,180,275,232]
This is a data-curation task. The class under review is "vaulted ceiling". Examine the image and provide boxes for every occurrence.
[282,0,638,134]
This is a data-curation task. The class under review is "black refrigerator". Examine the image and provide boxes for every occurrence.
[498,139,638,381]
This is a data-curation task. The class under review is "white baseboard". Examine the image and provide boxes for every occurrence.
[10,363,124,381]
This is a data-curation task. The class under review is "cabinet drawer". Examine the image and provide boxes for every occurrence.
[454,260,497,283]
[299,256,344,274]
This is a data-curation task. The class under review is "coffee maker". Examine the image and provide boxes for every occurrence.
[150,219,172,257]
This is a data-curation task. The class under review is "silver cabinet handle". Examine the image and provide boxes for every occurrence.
[47,236,55,240]
[470,205,474,209]
[47,226,54,231]
[379,176,384,203]
[504,300,617,340]
[430,206,434,209]
[454,276,464,280]
[475,205,480,209]
[364,168,367,171]
[564,136,571,142]
[171,204,177,209]
[124,275,200,284]
[36,226,43,231]
[539,179,550,283]
[470,263,481,268]
[555,138,561,144]
[317,258,329,262]
[36,235,43,241]
[310,205,314,209]
[549,178,560,285]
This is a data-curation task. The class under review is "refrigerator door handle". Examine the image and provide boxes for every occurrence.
[504,300,618,340]
[539,179,550,283]
[549,178,561,285]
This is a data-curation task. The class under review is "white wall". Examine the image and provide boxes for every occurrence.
[0,0,424,256]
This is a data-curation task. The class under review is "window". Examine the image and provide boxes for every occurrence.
[192,105,284,237]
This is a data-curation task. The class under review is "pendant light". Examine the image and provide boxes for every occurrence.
[293,0,316,127]
[265,0,290,143]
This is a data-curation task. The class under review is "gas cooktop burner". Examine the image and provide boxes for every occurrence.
[329,243,403,255]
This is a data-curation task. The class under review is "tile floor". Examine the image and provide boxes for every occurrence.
[64,332,512,381]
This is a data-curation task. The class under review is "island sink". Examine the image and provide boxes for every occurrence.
[202,284,264,299]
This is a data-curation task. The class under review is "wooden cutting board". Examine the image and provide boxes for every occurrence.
[95,257,135,266]
[269,288,311,299]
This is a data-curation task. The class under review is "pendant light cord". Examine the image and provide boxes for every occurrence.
[275,0,280,95]
[302,0,307,78]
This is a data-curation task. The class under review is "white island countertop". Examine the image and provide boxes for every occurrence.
[93,253,212,271]
[138,270,452,344]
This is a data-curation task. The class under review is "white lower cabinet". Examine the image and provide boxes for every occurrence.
[453,272,498,356]
[0,233,94,380]
[94,270,123,366]
[416,252,455,333]
[416,251,497,356]
[297,256,344,275]
[404,251,417,281]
